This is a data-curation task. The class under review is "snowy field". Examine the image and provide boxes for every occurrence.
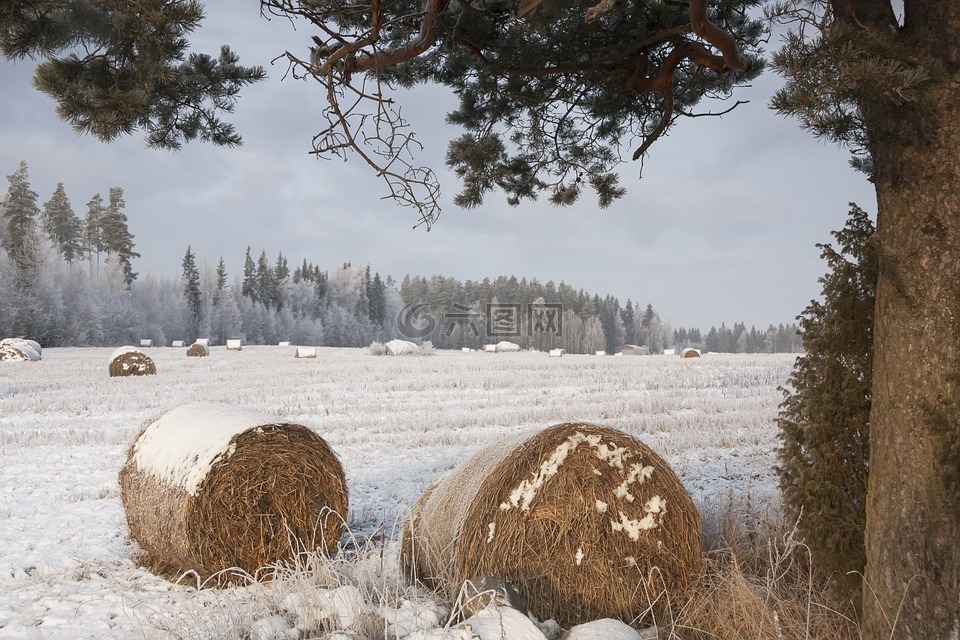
[0,347,796,639]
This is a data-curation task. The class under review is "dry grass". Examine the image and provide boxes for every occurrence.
[658,517,860,640]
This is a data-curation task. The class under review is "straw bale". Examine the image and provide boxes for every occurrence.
[109,347,156,377]
[680,348,701,358]
[118,402,348,583]
[0,344,37,361]
[295,346,317,359]
[1,337,41,357]
[226,339,242,351]
[401,423,704,627]
[186,342,210,357]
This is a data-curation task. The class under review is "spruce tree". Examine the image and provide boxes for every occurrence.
[213,257,228,307]
[2,161,40,272]
[776,203,876,610]
[182,246,202,338]
[241,247,256,302]
[41,183,84,263]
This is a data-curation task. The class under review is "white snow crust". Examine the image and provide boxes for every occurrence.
[132,401,286,495]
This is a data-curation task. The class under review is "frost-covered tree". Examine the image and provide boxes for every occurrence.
[100,187,139,286]
[83,194,105,276]
[777,203,875,611]
[41,183,84,263]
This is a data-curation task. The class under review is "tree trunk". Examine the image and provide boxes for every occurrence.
[862,4,960,635]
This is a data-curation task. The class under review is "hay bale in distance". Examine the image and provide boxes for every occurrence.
[483,344,498,353]
[226,339,242,351]
[140,339,153,348]
[495,341,520,352]
[109,347,156,377]
[680,348,701,358]
[171,340,185,348]
[295,346,317,359]
[400,423,703,627]
[386,339,417,355]
[549,348,565,357]
[0,343,38,361]
[119,402,348,583]
[1,338,41,359]
[186,342,210,357]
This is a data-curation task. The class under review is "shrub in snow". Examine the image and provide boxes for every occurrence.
[400,423,703,627]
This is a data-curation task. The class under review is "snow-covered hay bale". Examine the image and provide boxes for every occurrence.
[186,342,209,357]
[386,339,418,356]
[140,339,153,348]
[0,343,39,361]
[171,340,185,348]
[109,347,156,377]
[295,346,317,359]
[680,348,701,358]
[400,422,703,627]
[119,402,348,583]
[495,341,520,352]
[226,339,242,351]
[1,337,41,357]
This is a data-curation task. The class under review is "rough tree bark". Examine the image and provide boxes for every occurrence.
[858,1,960,636]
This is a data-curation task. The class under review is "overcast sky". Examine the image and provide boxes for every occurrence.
[0,4,876,331]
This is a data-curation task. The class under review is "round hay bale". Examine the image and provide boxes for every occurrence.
[109,347,157,377]
[120,402,347,582]
[1,338,41,357]
[680,348,701,358]
[118,402,348,583]
[0,343,38,361]
[400,423,703,627]
[186,342,210,357]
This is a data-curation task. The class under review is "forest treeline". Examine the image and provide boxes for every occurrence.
[1,161,801,353]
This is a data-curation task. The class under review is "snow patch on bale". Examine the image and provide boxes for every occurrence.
[118,402,348,583]
[400,422,703,627]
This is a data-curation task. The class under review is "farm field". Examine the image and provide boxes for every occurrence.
[0,346,797,639]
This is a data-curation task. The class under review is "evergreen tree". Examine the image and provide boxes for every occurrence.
[777,203,876,610]
[274,251,289,284]
[181,246,202,338]
[99,187,139,286]
[83,194,105,276]
[213,257,228,307]
[241,247,256,301]
[256,250,277,309]
[41,183,84,263]
[2,161,40,273]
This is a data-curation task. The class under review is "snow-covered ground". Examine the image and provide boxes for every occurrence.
[0,347,796,639]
